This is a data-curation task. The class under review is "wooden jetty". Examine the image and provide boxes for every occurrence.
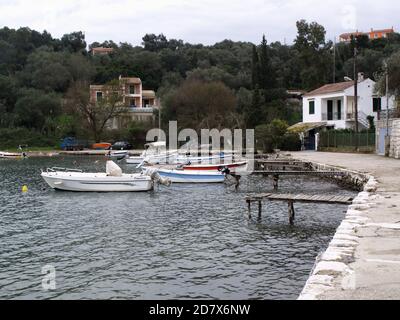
[252,170,346,176]
[252,170,347,190]
[245,193,354,225]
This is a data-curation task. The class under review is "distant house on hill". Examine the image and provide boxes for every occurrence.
[90,76,160,129]
[339,27,395,42]
[90,47,115,56]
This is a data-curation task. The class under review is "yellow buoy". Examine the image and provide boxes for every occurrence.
[22,185,28,193]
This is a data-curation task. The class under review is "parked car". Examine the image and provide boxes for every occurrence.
[111,141,133,150]
[92,142,112,150]
[60,137,85,151]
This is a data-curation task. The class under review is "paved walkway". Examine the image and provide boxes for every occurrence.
[292,152,400,299]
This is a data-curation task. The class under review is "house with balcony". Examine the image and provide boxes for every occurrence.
[289,74,395,149]
[90,76,160,129]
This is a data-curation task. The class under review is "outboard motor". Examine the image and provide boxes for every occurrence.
[221,166,241,189]
[219,167,231,175]
[151,172,172,187]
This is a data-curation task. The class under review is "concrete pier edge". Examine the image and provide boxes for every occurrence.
[296,160,377,300]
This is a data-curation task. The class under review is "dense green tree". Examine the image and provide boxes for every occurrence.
[255,119,289,152]
[375,51,400,99]
[18,48,72,92]
[162,79,237,131]
[142,34,169,52]
[61,31,87,53]
[14,88,61,131]
[294,20,332,90]
[258,35,276,89]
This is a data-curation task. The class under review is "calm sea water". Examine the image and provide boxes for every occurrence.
[0,156,355,300]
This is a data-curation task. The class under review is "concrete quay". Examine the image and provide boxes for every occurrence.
[293,152,400,300]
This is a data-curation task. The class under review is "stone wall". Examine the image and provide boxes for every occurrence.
[389,119,400,159]
[298,162,377,300]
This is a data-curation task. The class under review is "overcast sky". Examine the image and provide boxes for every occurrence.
[0,0,397,46]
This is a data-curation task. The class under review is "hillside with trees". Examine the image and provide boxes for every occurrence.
[0,21,399,148]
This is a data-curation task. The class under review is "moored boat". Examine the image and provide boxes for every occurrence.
[182,161,248,171]
[41,161,154,192]
[143,167,226,183]
[126,142,177,165]
[174,152,233,165]
[0,151,25,159]
[106,150,129,161]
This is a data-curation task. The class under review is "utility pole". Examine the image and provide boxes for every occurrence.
[353,46,359,151]
[353,47,359,134]
[333,36,336,83]
[158,105,162,137]
[385,61,390,157]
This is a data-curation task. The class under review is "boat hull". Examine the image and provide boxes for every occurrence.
[183,161,247,171]
[41,172,153,192]
[0,152,23,159]
[126,152,177,165]
[125,156,145,164]
[175,154,233,164]
[155,169,225,183]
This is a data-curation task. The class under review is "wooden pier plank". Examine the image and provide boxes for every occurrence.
[246,193,353,205]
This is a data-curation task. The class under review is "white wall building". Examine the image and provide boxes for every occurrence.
[302,76,395,130]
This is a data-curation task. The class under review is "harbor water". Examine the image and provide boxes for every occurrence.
[0,157,356,300]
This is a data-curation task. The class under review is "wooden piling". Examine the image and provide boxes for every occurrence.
[258,200,262,219]
[273,174,279,190]
[288,200,295,225]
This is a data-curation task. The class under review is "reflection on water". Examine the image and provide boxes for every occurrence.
[0,157,355,300]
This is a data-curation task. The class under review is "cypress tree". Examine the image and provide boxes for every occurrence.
[251,44,260,89]
[259,35,276,90]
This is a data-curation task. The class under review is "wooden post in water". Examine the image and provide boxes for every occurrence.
[273,174,279,190]
[288,200,295,225]
[247,200,251,219]
[258,200,262,219]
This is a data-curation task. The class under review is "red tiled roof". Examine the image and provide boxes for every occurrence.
[91,47,114,55]
[304,81,355,97]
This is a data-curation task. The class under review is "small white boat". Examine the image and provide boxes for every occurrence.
[126,142,176,165]
[107,150,129,161]
[143,167,226,183]
[182,161,248,172]
[174,153,233,165]
[0,151,25,159]
[41,161,154,192]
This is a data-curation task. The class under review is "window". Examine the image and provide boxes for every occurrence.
[96,92,103,101]
[309,100,315,115]
[129,85,135,94]
[373,97,382,112]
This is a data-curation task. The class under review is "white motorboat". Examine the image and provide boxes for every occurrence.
[143,167,226,184]
[41,161,154,192]
[182,161,248,172]
[126,141,176,165]
[174,152,234,165]
[0,151,26,159]
[106,150,129,161]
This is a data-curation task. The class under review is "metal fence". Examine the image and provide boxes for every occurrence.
[319,131,376,152]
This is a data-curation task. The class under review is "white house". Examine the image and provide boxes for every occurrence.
[301,75,395,130]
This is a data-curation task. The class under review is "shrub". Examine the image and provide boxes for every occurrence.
[281,133,301,151]
[0,127,59,149]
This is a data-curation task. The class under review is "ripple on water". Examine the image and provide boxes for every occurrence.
[0,157,355,299]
